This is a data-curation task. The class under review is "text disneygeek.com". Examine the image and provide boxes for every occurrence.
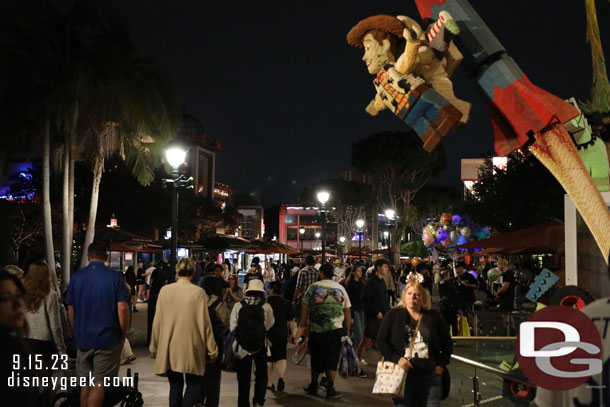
[8,371,134,391]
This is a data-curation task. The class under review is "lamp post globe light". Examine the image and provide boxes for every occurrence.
[384,208,395,266]
[317,190,330,262]
[315,232,321,239]
[299,227,306,256]
[355,219,365,262]
[165,141,187,274]
[316,191,330,205]
[384,208,395,220]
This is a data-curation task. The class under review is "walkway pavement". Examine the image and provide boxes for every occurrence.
[121,300,529,407]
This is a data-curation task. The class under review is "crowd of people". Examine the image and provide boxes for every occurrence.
[1,238,528,407]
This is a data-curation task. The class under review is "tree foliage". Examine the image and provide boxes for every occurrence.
[351,131,446,263]
[410,185,464,240]
[465,153,565,232]
[401,240,429,258]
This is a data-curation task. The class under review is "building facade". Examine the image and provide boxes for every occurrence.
[237,206,264,240]
[178,108,222,200]
[278,205,325,252]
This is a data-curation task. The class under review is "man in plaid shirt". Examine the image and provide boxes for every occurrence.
[292,256,319,310]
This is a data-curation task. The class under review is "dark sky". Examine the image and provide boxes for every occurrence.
[108,0,610,207]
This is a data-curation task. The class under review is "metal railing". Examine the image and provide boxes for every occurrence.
[450,337,535,407]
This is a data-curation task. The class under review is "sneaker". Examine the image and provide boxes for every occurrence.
[360,359,368,366]
[277,378,285,392]
[326,388,342,399]
[132,307,139,312]
[303,383,318,396]
[319,377,329,389]
[358,369,367,378]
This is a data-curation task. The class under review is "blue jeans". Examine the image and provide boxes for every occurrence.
[351,309,365,349]
[393,372,442,407]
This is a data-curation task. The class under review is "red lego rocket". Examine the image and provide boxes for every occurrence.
[414,0,610,262]
[415,0,579,156]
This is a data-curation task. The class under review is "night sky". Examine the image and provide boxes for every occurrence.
[108,0,610,207]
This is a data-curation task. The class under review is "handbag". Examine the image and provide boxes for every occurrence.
[339,336,360,378]
[372,315,422,396]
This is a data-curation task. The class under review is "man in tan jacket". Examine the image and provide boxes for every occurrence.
[150,258,218,407]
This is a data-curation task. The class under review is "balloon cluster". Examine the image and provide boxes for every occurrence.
[422,213,489,251]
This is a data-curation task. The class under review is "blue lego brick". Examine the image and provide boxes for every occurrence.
[475,55,524,100]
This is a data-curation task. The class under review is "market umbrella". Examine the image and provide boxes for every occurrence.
[249,240,301,255]
[198,235,252,251]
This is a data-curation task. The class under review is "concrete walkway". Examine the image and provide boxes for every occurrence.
[121,301,529,407]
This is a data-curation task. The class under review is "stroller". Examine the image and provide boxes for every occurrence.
[54,368,143,407]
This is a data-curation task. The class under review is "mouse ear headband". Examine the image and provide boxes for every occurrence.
[406,271,424,284]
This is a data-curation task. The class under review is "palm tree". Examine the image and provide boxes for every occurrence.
[0,0,92,277]
[1,2,177,289]
[76,20,178,267]
[581,0,610,114]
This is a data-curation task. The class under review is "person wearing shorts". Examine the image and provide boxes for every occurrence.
[297,263,351,399]
[67,241,129,407]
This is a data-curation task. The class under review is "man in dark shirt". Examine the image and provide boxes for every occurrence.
[201,263,229,290]
[283,267,300,303]
[495,259,515,311]
[147,261,168,345]
[455,261,477,331]
[357,258,390,366]
[66,241,129,407]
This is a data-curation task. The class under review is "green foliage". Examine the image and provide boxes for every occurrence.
[401,240,429,258]
[351,131,446,257]
[465,154,565,232]
[412,185,464,220]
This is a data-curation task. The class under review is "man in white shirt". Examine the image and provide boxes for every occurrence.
[144,264,155,300]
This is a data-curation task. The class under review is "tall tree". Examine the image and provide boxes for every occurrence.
[465,154,565,232]
[352,132,446,266]
[0,0,95,279]
[581,0,610,114]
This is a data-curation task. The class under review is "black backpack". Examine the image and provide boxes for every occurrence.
[235,300,266,353]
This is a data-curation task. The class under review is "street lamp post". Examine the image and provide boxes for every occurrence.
[317,191,330,263]
[164,142,188,274]
[384,208,395,265]
[299,227,305,258]
[339,236,346,260]
[356,219,365,262]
